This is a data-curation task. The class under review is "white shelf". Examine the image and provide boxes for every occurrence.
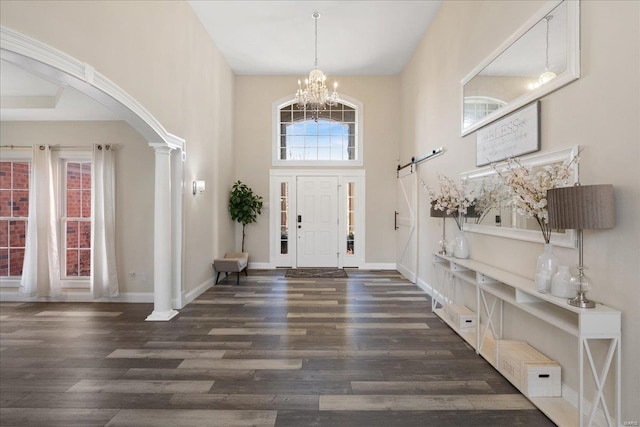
[430,253,622,427]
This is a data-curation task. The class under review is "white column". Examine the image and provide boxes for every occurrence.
[146,143,179,321]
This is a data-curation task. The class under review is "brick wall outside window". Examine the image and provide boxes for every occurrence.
[0,161,30,277]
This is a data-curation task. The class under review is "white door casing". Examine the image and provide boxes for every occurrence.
[396,170,417,283]
[296,176,339,268]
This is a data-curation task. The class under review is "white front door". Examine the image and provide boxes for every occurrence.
[396,170,417,282]
[296,176,338,267]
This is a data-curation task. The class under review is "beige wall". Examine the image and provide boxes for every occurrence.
[401,0,639,420]
[1,0,237,295]
[234,76,400,264]
[0,121,153,293]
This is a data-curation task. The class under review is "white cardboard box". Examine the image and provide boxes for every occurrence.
[447,304,477,331]
[495,340,561,397]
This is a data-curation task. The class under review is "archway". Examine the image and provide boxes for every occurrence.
[1,26,184,321]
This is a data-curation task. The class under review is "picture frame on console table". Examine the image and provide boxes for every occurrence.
[476,101,540,167]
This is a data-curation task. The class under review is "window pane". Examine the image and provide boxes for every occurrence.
[12,190,29,218]
[304,148,316,160]
[0,163,11,189]
[67,221,79,249]
[344,110,355,122]
[9,248,24,276]
[9,220,26,248]
[81,163,91,189]
[0,248,7,276]
[280,110,292,122]
[79,221,91,249]
[12,163,29,190]
[67,190,81,217]
[280,182,288,255]
[67,162,81,189]
[289,148,303,160]
[0,220,8,247]
[347,182,355,255]
[79,250,90,276]
[317,148,330,160]
[66,249,79,276]
[81,190,91,218]
[0,190,10,217]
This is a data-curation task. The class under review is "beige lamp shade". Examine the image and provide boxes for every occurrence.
[547,184,615,230]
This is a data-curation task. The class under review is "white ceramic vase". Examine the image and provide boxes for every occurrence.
[535,243,559,293]
[453,230,470,259]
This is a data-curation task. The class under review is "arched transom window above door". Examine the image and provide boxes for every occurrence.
[272,96,363,167]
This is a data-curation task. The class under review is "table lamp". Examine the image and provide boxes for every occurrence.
[547,184,615,308]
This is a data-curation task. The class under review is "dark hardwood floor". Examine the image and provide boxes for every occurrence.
[0,270,554,426]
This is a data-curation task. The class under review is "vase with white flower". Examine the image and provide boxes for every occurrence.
[427,174,474,258]
[493,153,580,292]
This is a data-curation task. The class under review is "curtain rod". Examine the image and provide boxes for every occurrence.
[0,144,115,150]
[397,147,445,177]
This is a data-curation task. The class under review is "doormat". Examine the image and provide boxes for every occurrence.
[285,268,348,279]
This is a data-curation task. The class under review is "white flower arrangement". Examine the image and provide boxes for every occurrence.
[492,153,579,243]
[465,175,508,224]
[425,174,474,230]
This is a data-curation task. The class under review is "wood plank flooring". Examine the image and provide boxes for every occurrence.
[0,270,554,426]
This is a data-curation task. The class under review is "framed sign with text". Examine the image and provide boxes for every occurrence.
[476,101,540,166]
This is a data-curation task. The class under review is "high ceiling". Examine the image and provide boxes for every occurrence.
[1,1,442,122]
[189,0,442,76]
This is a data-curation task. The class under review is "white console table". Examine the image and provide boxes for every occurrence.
[431,253,621,427]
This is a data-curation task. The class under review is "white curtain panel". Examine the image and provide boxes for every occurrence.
[91,144,119,298]
[19,146,61,297]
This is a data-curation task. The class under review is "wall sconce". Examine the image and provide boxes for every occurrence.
[192,180,205,195]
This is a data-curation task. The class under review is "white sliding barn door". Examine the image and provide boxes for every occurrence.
[396,171,417,282]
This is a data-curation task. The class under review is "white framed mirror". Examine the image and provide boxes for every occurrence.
[461,0,580,136]
[460,146,579,247]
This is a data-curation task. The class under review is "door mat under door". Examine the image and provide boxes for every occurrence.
[285,268,348,279]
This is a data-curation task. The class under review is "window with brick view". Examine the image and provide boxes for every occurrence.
[0,161,30,277]
[64,161,91,277]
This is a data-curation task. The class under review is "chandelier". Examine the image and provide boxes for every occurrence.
[295,12,339,122]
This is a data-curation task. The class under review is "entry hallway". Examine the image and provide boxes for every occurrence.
[0,271,553,426]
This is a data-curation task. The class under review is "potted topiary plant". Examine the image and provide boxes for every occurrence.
[229,180,263,252]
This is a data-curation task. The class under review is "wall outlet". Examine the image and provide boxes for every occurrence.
[139,271,147,284]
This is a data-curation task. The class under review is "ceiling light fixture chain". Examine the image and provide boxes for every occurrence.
[295,11,339,122]
[528,14,557,91]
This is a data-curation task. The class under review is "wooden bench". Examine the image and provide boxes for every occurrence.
[212,252,249,285]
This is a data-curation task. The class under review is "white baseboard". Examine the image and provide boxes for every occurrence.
[182,277,214,306]
[362,263,397,270]
[416,277,431,294]
[396,264,416,283]
[249,262,272,269]
[0,289,153,303]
